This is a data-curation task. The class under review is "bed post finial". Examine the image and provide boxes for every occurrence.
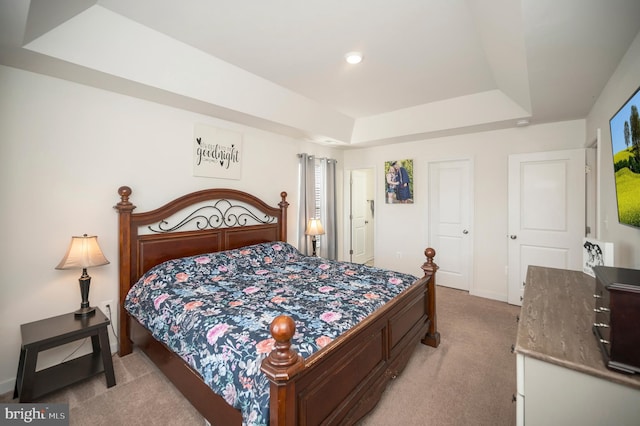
[421,247,437,276]
[117,186,133,207]
[264,315,303,370]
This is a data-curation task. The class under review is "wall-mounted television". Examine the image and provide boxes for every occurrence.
[609,85,640,229]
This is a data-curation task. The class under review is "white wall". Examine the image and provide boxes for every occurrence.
[0,65,342,394]
[343,120,586,300]
[586,31,640,268]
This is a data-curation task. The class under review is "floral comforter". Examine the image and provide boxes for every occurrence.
[125,242,418,425]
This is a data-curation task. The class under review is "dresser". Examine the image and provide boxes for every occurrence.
[513,266,640,426]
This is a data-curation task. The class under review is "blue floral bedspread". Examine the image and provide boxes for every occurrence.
[125,242,418,425]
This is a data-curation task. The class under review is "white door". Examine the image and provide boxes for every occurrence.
[585,146,597,238]
[350,169,374,264]
[428,160,473,291]
[508,149,585,305]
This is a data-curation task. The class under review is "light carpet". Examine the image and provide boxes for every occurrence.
[2,286,520,425]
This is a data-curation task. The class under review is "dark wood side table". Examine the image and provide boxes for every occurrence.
[13,308,116,402]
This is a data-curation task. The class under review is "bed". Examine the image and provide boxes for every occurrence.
[115,186,440,425]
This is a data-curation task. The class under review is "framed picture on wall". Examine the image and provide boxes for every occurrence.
[385,159,414,204]
[582,238,614,277]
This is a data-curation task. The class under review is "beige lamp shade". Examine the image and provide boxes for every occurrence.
[56,234,110,270]
[305,218,325,236]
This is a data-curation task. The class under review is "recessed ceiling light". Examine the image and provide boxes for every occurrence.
[345,51,363,64]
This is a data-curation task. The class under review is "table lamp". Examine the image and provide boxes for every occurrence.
[56,234,110,317]
[305,218,325,257]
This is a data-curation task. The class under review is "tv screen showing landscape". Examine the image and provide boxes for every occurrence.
[609,85,640,228]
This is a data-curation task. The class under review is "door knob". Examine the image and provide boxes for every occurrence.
[510,235,517,240]
[462,229,469,234]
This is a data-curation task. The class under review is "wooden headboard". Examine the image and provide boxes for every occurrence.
[114,186,289,355]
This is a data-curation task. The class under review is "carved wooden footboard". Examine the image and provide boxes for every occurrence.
[262,249,439,425]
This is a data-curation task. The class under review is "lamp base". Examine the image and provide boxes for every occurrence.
[75,271,95,317]
[74,306,96,317]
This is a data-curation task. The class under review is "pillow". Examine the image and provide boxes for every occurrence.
[133,241,303,290]
[231,241,302,264]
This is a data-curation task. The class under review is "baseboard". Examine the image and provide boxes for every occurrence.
[0,377,14,396]
[469,289,508,303]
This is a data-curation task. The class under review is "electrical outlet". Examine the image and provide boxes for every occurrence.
[98,300,114,319]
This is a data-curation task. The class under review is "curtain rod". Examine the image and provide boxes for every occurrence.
[297,153,338,163]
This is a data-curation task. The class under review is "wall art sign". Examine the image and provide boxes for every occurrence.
[385,159,414,204]
[193,123,242,180]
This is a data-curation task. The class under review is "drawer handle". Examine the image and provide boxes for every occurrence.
[593,323,610,328]
[599,339,611,345]
[593,294,602,299]
[594,307,610,313]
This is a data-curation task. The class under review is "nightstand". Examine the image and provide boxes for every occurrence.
[13,308,116,402]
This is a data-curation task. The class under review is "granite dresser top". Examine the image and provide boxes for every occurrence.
[514,265,640,390]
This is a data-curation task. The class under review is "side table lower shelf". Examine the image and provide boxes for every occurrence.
[30,352,108,400]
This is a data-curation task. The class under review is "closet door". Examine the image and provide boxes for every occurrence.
[507,149,585,305]
[429,159,473,292]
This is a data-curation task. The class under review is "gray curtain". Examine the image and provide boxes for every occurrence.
[298,154,338,260]
[298,153,316,255]
[319,158,338,259]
